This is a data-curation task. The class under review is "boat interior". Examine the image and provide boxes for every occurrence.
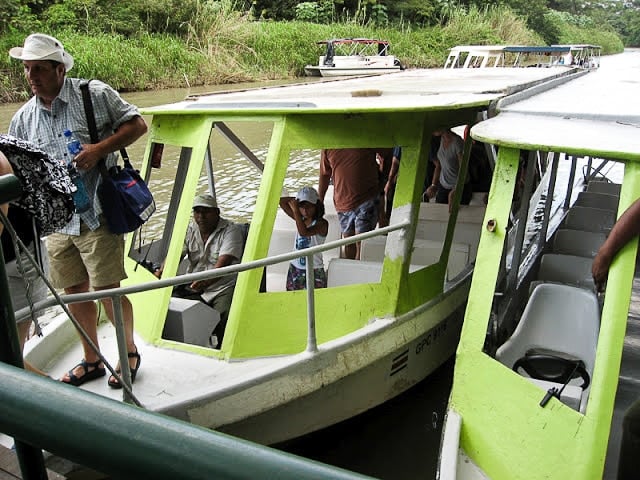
[491,162,621,414]
[123,119,491,353]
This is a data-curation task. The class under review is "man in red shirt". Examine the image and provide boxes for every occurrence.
[318,148,380,260]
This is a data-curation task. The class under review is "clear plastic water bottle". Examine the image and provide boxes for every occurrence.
[63,129,91,213]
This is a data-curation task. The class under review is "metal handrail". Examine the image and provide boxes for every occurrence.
[0,362,375,480]
[20,219,412,314]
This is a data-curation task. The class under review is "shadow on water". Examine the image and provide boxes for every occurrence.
[276,359,455,480]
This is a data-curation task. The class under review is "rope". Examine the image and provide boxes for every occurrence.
[0,209,143,407]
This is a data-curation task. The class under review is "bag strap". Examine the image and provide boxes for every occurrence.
[79,81,132,176]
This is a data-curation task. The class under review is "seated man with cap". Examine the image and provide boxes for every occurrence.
[157,194,244,347]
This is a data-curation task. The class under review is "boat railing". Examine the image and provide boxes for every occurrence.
[19,218,412,401]
[0,362,375,480]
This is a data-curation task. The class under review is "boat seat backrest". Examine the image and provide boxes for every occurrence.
[496,283,600,379]
[416,202,485,260]
[586,181,621,196]
[574,191,619,212]
[360,237,470,281]
[327,258,423,287]
[327,259,383,286]
[561,206,615,234]
[552,229,607,258]
[537,253,596,291]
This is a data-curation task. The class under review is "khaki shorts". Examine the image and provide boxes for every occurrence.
[46,221,127,289]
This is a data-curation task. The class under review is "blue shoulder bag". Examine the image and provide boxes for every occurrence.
[80,81,155,234]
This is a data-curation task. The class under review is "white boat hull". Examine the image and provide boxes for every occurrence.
[305,65,401,77]
[27,276,468,445]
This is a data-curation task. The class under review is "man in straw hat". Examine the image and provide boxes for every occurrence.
[8,33,148,388]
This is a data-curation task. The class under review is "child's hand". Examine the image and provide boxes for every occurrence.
[288,198,298,211]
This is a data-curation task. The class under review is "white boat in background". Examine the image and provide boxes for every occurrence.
[444,45,506,69]
[304,38,403,77]
[22,66,584,450]
[552,44,601,68]
[438,51,640,480]
[444,44,601,70]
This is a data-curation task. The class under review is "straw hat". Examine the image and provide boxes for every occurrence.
[9,33,74,71]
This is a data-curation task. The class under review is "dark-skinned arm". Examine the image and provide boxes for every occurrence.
[592,198,640,291]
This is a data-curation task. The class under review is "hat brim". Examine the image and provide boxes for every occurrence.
[9,46,74,72]
[193,202,218,209]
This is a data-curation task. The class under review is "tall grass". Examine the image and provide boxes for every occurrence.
[0,4,624,102]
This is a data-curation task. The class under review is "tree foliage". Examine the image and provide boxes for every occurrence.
[0,0,633,45]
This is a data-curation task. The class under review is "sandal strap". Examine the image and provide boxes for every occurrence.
[79,359,103,371]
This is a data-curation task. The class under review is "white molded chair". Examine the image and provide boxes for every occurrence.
[561,206,615,234]
[552,229,607,258]
[537,253,596,291]
[586,181,621,196]
[496,283,600,412]
[574,191,619,212]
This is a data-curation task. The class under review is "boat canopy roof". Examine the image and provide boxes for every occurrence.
[142,68,580,117]
[552,44,601,51]
[471,58,640,161]
[316,38,390,46]
[503,45,571,54]
[448,45,507,52]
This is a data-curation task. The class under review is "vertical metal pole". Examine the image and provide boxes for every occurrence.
[563,155,577,210]
[112,295,133,404]
[305,254,318,353]
[536,152,560,252]
[506,150,537,291]
[0,246,48,479]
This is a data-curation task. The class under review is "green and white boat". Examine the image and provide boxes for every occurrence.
[438,52,640,479]
[24,66,582,446]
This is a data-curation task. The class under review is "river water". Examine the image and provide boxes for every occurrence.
[0,79,451,479]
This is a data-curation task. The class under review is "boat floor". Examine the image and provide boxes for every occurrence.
[25,312,307,411]
[604,259,640,479]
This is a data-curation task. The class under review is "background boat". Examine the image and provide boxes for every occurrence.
[304,38,403,77]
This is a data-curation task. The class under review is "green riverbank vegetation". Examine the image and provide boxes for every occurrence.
[0,0,629,103]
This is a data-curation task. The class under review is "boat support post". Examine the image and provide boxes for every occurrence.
[304,253,318,353]
[0,173,48,480]
[111,294,134,403]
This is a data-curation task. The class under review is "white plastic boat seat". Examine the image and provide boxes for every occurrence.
[416,202,485,259]
[360,237,470,281]
[561,206,615,234]
[552,229,607,258]
[267,228,296,279]
[586,181,621,196]
[163,297,220,348]
[537,253,596,291]
[327,259,422,287]
[496,283,600,411]
[574,191,619,212]
[327,259,383,286]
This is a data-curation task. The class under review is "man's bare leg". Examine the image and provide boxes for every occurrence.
[96,284,138,375]
[342,232,357,260]
[60,279,102,382]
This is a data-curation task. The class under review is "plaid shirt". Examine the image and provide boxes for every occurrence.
[9,77,141,235]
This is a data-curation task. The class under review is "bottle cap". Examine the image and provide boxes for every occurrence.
[63,129,72,137]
